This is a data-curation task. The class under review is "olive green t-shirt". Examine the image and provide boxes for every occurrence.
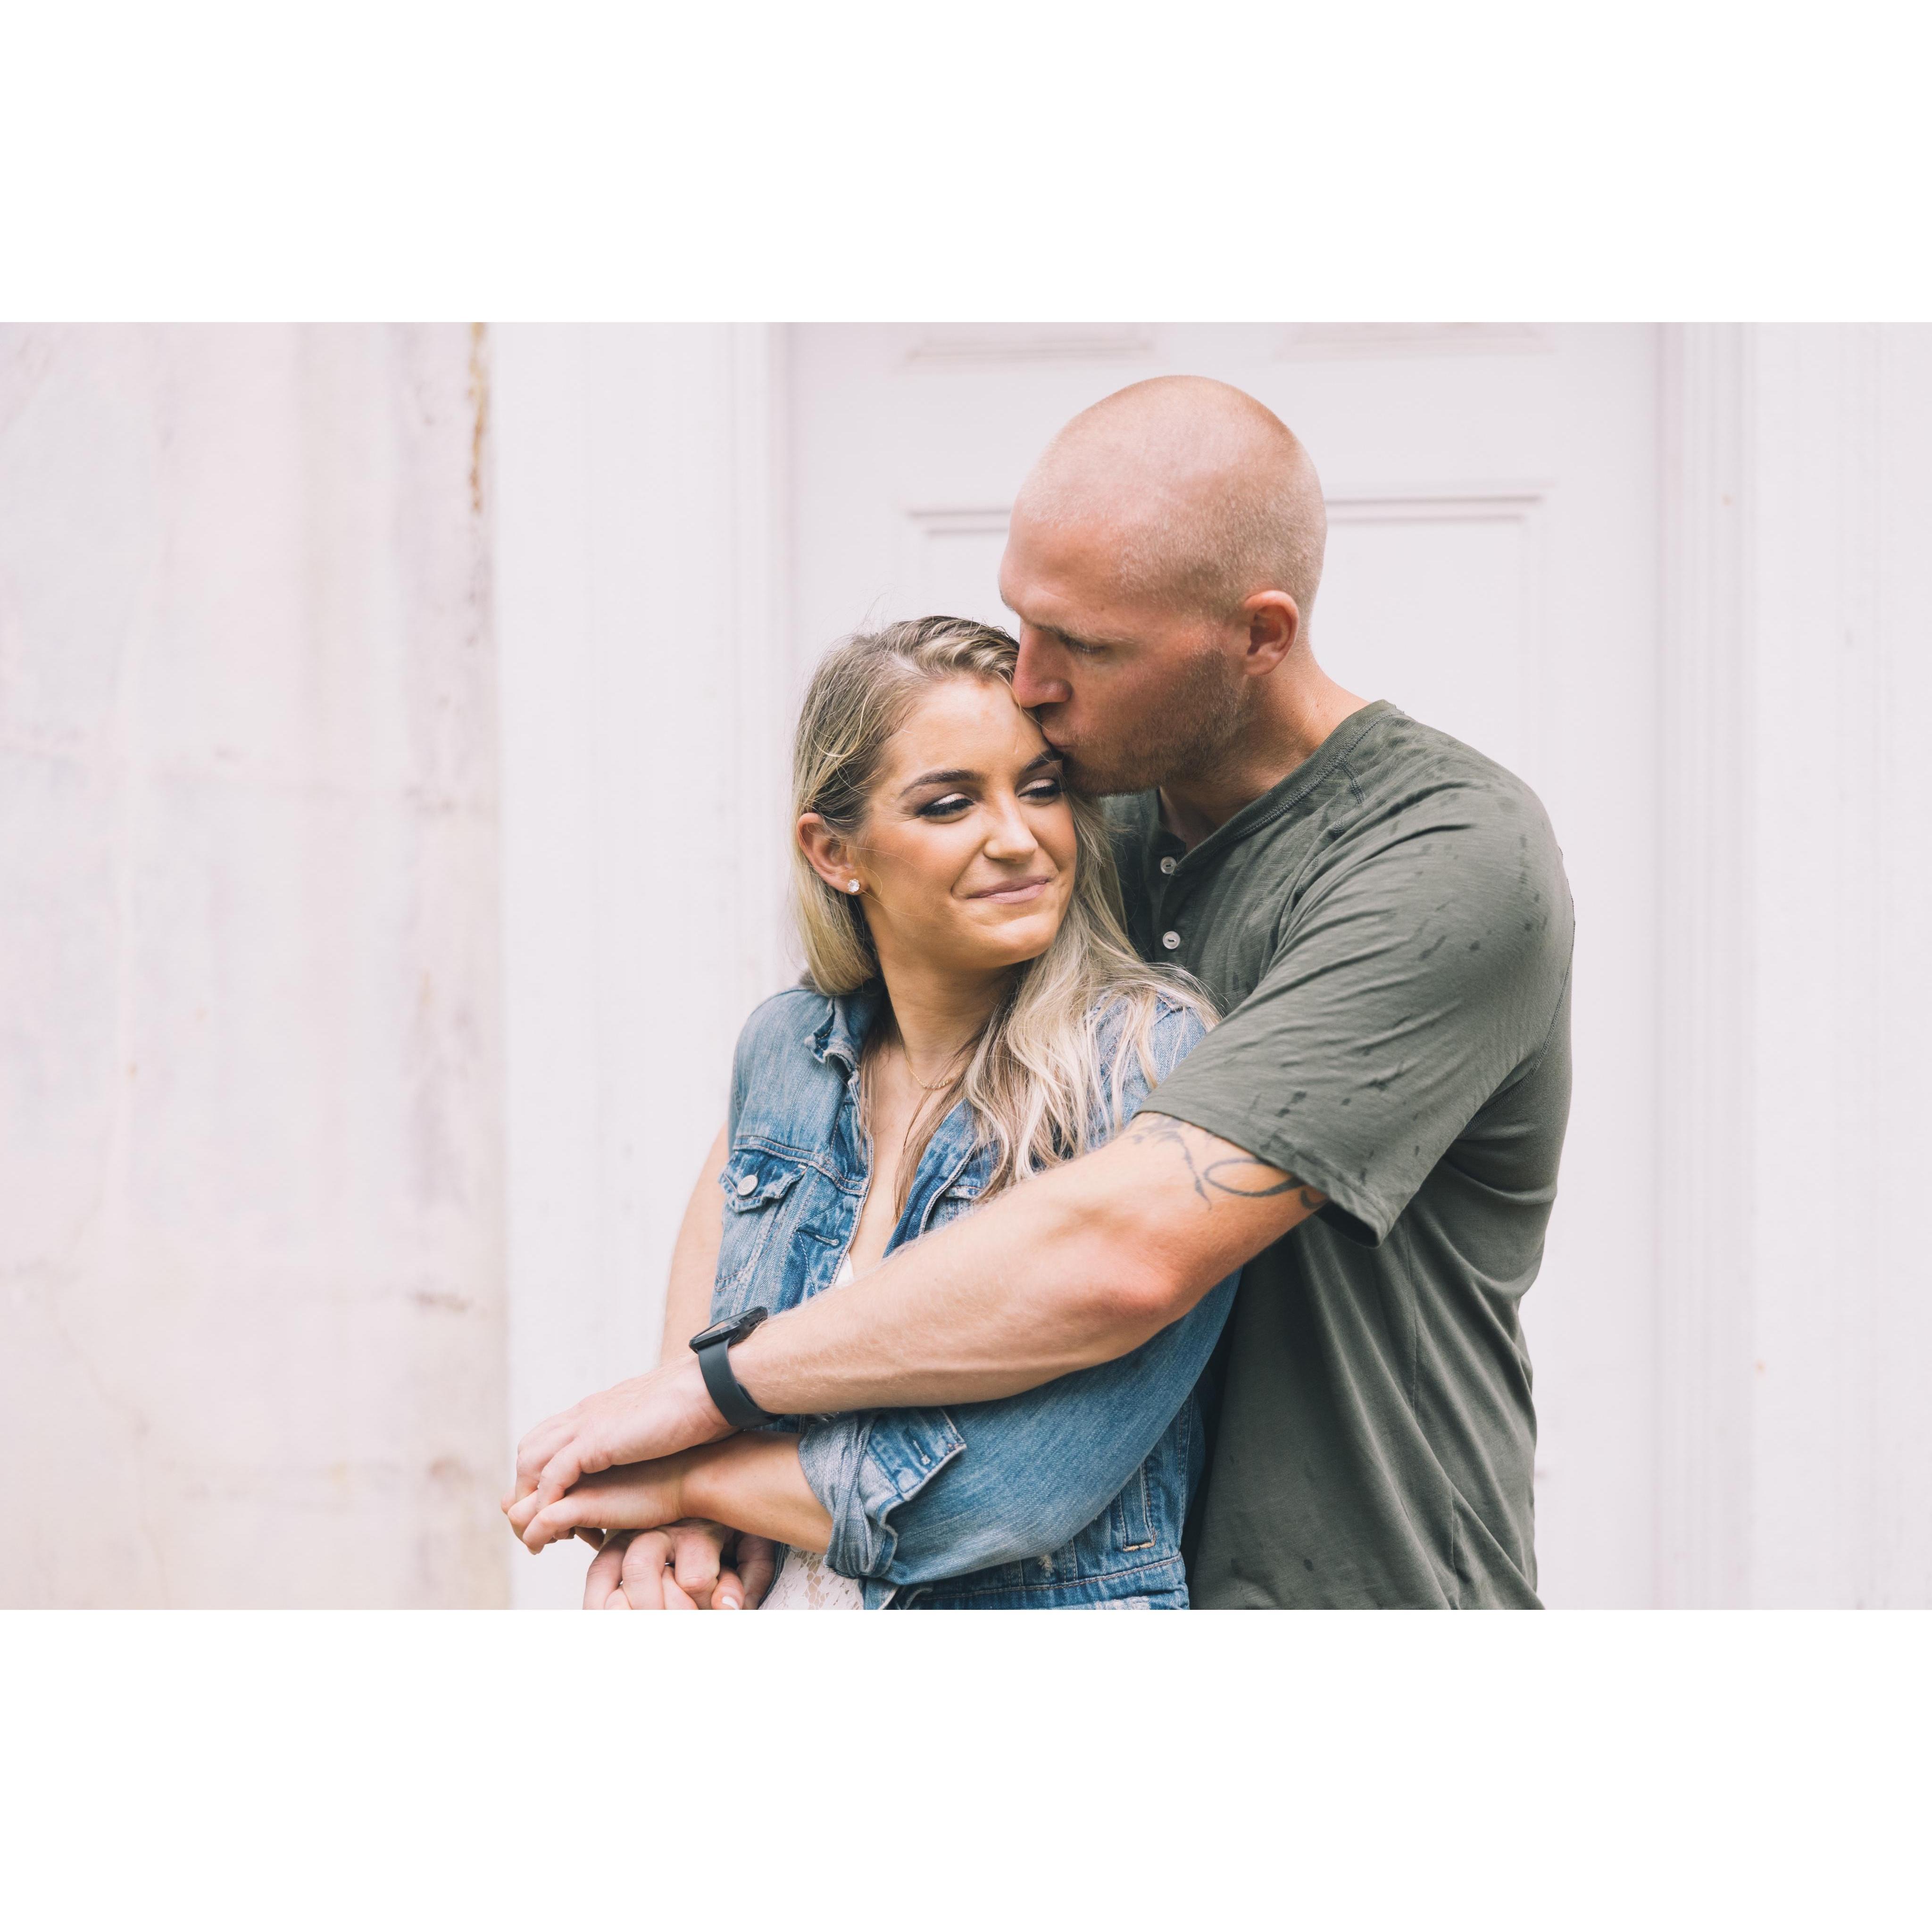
[1114,701,1574,1608]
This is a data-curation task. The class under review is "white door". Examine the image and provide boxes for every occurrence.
[786,323,1661,1607]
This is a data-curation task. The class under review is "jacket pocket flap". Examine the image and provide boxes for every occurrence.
[720,1150,806,1213]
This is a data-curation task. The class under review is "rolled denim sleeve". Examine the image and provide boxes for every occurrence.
[799,1267,1239,1584]
[794,1408,967,1580]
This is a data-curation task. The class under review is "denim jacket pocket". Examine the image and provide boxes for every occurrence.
[714,1148,808,1315]
[1108,1467,1157,1553]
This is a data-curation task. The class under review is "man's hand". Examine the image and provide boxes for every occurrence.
[583,1523,779,1611]
[503,1354,730,1521]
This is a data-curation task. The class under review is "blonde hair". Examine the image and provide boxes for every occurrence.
[791,615,1214,1207]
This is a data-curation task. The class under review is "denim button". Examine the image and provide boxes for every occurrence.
[1159,856,1178,875]
[1161,930,1181,950]
[736,1172,758,1196]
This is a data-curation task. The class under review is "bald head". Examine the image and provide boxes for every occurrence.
[1013,375,1326,625]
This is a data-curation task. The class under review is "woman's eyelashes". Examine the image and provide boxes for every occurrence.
[915,792,973,820]
[914,777,1062,822]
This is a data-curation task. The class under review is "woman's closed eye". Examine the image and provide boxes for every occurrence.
[917,776,1063,821]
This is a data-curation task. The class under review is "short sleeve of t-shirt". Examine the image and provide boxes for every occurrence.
[1141,774,1573,1245]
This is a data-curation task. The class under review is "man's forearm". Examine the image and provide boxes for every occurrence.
[506,1115,1319,1509]
[726,1116,1301,1418]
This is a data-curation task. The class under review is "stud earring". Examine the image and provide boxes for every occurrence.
[847,879,862,895]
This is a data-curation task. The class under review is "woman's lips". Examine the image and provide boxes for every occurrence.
[968,875,1055,904]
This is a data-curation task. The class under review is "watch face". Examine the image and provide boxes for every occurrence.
[689,1307,768,1352]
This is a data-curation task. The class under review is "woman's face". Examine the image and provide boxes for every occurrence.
[813,675,1080,983]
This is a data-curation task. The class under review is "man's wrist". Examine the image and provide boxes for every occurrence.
[720,1319,788,1417]
[665,1349,736,1447]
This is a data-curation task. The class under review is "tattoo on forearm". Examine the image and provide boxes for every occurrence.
[1123,1113,1212,1202]
[1123,1116,1327,1215]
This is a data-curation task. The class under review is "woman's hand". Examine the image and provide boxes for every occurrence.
[515,1434,833,1564]
[509,1455,693,1553]
[583,1523,779,1610]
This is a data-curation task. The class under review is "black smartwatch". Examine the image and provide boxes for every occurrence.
[688,1307,777,1429]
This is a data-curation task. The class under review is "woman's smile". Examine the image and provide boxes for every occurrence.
[966,873,1056,904]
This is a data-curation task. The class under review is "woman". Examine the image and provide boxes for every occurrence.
[512,616,1239,1607]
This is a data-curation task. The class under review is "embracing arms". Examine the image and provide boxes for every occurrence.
[508,1109,1324,1520]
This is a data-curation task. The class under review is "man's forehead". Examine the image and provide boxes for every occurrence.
[999,514,1121,622]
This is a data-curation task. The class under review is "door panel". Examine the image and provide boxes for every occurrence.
[786,324,1659,1605]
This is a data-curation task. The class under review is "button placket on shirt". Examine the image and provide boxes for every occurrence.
[1151,847,1189,958]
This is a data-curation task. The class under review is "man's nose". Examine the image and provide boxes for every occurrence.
[1012,629,1071,709]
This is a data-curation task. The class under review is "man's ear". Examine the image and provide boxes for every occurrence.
[1241,592,1301,675]
[797,814,854,891]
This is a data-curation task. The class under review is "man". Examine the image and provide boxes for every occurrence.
[508,375,1573,1608]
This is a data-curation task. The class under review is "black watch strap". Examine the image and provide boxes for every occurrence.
[691,1309,776,1429]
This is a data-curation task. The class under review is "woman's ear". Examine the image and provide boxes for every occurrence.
[797,814,856,893]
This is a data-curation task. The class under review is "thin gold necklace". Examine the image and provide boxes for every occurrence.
[900,1041,965,1093]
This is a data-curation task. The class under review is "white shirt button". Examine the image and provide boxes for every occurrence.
[1161,930,1181,950]
[736,1172,758,1196]
[1159,856,1178,875]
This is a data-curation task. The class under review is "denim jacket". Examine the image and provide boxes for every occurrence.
[713,982,1239,1609]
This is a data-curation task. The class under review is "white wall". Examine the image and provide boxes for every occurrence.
[492,325,793,1607]
[1658,325,1932,1606]
[0,325,507,1607]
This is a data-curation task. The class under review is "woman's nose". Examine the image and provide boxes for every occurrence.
[982,795,1040,859]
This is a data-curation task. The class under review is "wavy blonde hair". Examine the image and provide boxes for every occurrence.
[791,615,1215,1207]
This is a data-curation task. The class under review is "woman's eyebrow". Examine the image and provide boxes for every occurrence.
[898,750,1060,798]
[899,766,980,797]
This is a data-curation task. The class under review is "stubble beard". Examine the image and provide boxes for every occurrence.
[1055,648,1251,799]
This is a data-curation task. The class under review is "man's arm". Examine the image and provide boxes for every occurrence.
[508,1113,1322,1509]
[737,1114,1321,1409]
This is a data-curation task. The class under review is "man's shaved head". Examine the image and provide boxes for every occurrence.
[1012,375,1326,623]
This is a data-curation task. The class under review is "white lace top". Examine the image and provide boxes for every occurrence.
[760,1256,866,1611]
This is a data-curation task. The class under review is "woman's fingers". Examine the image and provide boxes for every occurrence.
[521,1493,595,1551]
[618,1530,676,1610]
[505,1487,548,1541]
[668,1522,727,1607]
[734,1535,779,1609]
[583,1532,633,1609]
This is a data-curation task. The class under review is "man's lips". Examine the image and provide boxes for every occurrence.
[967,874,1056,904]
